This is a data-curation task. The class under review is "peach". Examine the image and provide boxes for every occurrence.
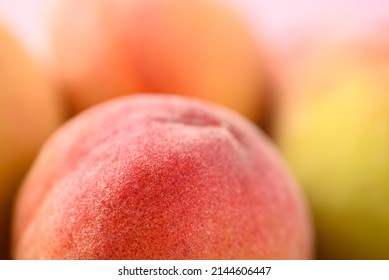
[0,24,63,259]
[47,0,265,122]
[274,35,389,259]
[12,94,312,259]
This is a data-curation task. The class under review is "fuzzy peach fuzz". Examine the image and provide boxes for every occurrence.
[12,95,313,259]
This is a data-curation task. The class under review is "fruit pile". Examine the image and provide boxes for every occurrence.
[0,0,388,259]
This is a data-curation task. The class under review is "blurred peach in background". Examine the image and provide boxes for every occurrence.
[1,0,389,260]
[0,23,63,259]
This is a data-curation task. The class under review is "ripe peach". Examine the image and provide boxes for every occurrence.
[0,24,63,259]
[12,94,313,259]
[47,0,265,122]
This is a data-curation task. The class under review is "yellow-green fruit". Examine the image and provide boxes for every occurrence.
[0,24,63,259]
[275,39,389,259]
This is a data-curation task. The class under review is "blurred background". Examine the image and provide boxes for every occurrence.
[1,0,389,260]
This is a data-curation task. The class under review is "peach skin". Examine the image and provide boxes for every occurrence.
[12,94,313,259]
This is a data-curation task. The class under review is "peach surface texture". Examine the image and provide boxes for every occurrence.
[12,94,313,260]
